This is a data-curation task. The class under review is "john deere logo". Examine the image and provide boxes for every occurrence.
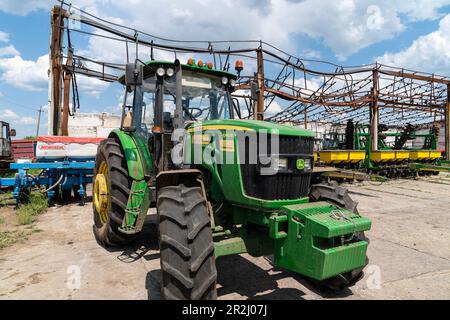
[296,159,305,170]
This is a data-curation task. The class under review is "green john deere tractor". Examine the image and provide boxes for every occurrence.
[93,58,372,299]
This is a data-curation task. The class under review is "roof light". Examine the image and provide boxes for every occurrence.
[187,58,195,65]
[197,60,204,67]
[235,60,244,73]
[156,67,165,77]
[207,62,213,69]
[166,68,175,77]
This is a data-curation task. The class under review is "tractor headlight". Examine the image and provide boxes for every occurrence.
[274,157,288,171]
[156,67,165,77]
[166,68,175,77]
[230,79,236,87]
[222,76,229,85]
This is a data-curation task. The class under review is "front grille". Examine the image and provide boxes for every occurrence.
[238,134,314,201]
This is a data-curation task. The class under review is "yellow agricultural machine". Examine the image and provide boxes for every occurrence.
[316,121,447,178]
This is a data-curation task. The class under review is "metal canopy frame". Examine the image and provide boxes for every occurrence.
[50,2,450,159]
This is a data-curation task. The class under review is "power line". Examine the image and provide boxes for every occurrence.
[0,95,43,112]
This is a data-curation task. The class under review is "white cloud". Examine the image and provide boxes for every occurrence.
[0,108,44,137]
[1,108,19,120]
[0,109,39,125]
[69,0,450,62]
[389,0,450,21]
[18,116,37,125]
[2,1,450,61]
[0,53,109,95]
[75,75,110,98]
[0,0,49,15]
[41,103,50,112]
[300,50,321,60]
[378,14,450,76]
[1,0,449,105]
[0,54,49,91]
[0,0,107,15]
[266,101,284,116]
[0,31,9,42]
[0,45,20,57]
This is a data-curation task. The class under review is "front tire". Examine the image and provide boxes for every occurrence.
[157,184,217,300]
[93,138,137,246]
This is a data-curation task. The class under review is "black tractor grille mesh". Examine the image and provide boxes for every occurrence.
[239,134,314,201]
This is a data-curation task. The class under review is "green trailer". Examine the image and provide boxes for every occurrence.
[92,59,371,299]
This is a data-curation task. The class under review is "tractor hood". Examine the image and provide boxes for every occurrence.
[187,119,315,138]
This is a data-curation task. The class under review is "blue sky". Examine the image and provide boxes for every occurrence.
[1,0,450,137]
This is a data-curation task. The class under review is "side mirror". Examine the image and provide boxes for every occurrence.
[10,129,16,137]
[125,63,143,86]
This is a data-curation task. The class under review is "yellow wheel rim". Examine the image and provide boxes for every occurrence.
[94,161,109,224]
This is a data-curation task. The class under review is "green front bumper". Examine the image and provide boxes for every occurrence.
[270,202,371,280]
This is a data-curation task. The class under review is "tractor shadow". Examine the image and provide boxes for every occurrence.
[52,195,93,207]
[215,255,307,300]
[102,214,160,263]
[144,254,354,300]
[215,255,353,300]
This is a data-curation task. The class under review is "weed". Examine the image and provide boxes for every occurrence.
[0,230,28,249]
[16,192,48,226]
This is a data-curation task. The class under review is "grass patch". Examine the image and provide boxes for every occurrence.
[0,227,41,250]
[0,191,14,206]
[16,192,48,226]
[27,169,43,176]
[0,230,28,249]
[0,217,5,225]
[0,170,15,178]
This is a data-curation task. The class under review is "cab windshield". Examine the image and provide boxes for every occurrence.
[141,70,233,126]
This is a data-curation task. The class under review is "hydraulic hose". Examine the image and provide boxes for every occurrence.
[43,174,65,193]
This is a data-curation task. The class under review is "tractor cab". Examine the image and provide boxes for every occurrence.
[120,59,239,171]
[0,121,14,159]
[121,60,238,136]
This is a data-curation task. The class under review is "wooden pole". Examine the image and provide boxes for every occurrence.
[49,6,65,136]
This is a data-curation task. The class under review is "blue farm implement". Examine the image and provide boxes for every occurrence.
[0,136,103,205]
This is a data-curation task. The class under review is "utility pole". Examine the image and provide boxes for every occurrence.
[36,106,43,137]
[49,6,65,136]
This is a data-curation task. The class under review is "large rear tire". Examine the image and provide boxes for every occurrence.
[157,184,217,300]
[93,138,137,246]
[310,183,369,290]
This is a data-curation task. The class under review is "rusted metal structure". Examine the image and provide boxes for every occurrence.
[49,5,64,136]
[50,2,450,160]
